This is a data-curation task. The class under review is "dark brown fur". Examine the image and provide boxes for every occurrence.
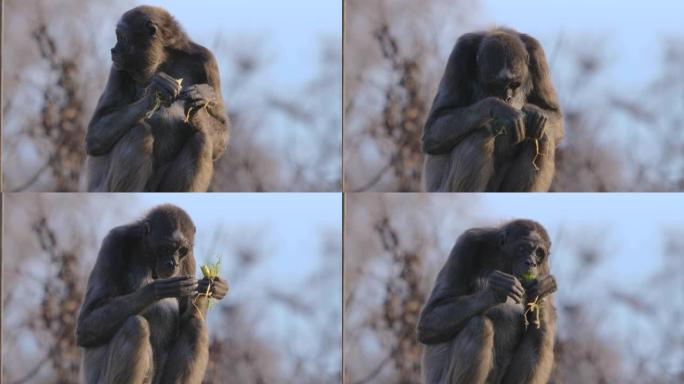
[77,205,211,383]
[85,6,229,192]
[422,28,563,192]
[417,220,557,384]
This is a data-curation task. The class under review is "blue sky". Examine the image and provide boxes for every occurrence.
[480,0,684,87]
[476,193,683,282]
[137,0,341,87]
[136,193,342,283]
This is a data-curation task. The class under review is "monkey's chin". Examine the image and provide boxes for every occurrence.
[155,269,177,279]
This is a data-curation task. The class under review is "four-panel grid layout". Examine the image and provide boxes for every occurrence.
[1,1,683,384]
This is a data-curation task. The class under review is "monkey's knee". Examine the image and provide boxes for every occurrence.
[119,315,151,342]
[105,124,155,191]
[461,316,494,345]
[105,316,153,384]
[443,317,495,383]
[443,134,497,192]
[126,123,154,155]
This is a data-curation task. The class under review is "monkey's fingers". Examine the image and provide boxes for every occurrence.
[157,72,183,87]
[491,270,517,280]
[151,76,176,96]
[180,85,201,100]
[188,99,210,110]
[158,279,196,292]
[491,279,524,302]
[174,280,199,295]
[154,74,182,100]
[211,280,229,299]
[538,276,557,298]
[180,283,199,297]
[524,281,541,298]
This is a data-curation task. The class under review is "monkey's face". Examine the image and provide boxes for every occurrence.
[500,230,548,278]
[144,223,193,279]
[477,36,530,109]
[152,242,191,279]
[111,17,163,79]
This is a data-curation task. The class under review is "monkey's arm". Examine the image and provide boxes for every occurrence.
[501,106,563,192]
[163,295,210,383]
[187,96,229,161]
[501,299,557,384]
[76,228,158,347]
[179,276,229,323]
[76,286,157,348]
[421,99,494,155]
[85,69,155,156]
[184,52,229,161]
[417,230,507,344]
[417,289,499,344]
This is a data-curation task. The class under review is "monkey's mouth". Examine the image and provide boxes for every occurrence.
[519,270,537,283]
[111,54,129,71]
[155,265,178,279]
[111,57,123,70]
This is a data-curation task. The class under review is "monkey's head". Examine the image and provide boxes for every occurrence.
[496,219,551,279]
[111,6,186,82]
[476,31,531,109]
[142,204,196,279]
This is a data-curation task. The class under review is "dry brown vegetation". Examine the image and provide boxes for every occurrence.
[344,194,684,383]
[343,0,684,192]
[1,194,341,383]
[1,0,341,192]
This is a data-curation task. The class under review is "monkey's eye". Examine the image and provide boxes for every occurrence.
[536,248,546,260]
[178,247,188,257]
[510,81,521,90]
[116,31,127,44]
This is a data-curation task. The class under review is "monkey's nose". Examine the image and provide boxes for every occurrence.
[165,260,177,269]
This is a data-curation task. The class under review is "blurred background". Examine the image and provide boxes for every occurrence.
[344,193,684,383]
[1,0,341,192]
[344,0,684,192]
[1,193,342,383]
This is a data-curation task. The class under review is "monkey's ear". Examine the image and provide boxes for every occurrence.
[146,21,158,37]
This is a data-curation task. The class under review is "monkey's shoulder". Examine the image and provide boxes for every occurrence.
[164,42,218,82]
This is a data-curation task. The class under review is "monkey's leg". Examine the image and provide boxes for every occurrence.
[159,306,209,384]
[85,155,112,192]
[422,316,494,384]
[103,123,155,192]
[103,316,154,384]
[501,305,556,384]
[154,130,214,192]
[425,131,496,192]
[499,134,555,192]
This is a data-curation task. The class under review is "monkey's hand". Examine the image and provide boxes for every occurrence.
[180,84,217,123]
[522,274,557,300]
[145,72,183,109]
[148,275,198,300]
[522,104,548,140]
[197,276,229,300]
[487,270,525,304]
[483,97,525,145]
